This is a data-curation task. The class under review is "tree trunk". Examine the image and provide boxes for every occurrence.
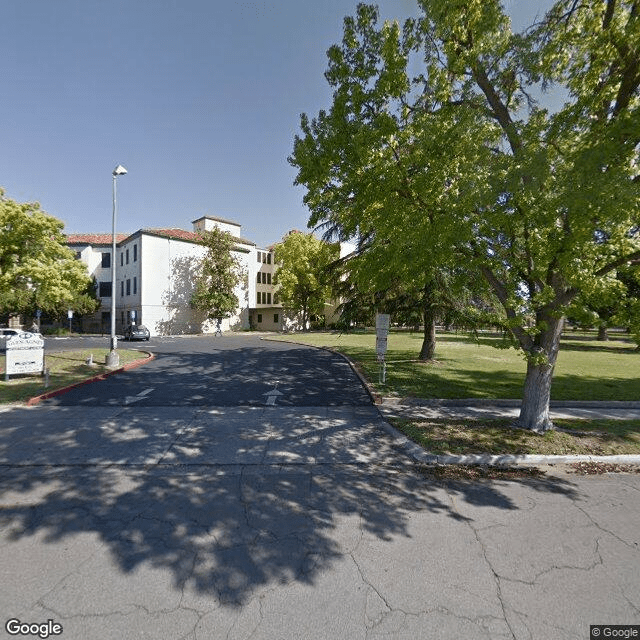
[518,360,555,432]
[516,315,565,432]
[419,305,437,360]
[597,325,608,341]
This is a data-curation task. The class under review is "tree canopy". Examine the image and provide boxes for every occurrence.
[289,0,640,430]
[190,227,243,320]
[0,189,99,322]
[274,231,339,330]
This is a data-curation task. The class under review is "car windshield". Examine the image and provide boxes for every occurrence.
[135,326,148,331]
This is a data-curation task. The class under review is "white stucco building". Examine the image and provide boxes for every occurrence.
[67,215,284,336]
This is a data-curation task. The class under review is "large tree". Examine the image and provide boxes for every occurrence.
[274,231,339,330]
[290,1,640,431]
[190,227,243,320]
[616,262,640,347]
[567,273,629,340]
[0,189,98,322]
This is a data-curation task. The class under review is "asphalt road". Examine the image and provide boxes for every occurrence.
[43,334,372,407]
[1,334,639,639]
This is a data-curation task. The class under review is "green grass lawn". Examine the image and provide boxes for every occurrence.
[391,417,640,456]
[272,329,640,457]
[273,329,639,401]
[0,348,151,405]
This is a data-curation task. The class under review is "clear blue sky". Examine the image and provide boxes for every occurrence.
[1,0,551,247]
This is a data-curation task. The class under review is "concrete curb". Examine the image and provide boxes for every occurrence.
[26,351,155,406]
[377,420,640,467]
[262,338,640,467]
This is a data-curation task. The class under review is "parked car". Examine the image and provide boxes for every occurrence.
[123,324,150,341]
[1,328,42,338]
[1,328,42,353]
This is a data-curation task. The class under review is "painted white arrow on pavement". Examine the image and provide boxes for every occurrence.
[124,388,154,405]
[264,388,283,406]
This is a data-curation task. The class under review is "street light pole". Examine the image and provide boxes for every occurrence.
[107,164,127,368]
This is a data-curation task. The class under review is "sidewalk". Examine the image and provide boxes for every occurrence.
[377,397,640,467]
[379,397,640,421]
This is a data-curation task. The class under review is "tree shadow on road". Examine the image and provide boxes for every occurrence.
[0,408,581,608]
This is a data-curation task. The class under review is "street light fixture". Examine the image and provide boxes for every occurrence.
[106,164,127,368]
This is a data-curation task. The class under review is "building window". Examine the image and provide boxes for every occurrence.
[99,282,112,298]
[120,252,123,266]
[133,277,137,295]
[256,292,260,305]
[133,244,137,262]
[267,273,272,284]
[267,253,271,264]
[262,253,267,263]
[126,248,129,264]
[274,293,279,304]
[257,251,262,263]
[121,281,124,297]
[257,314,262,323]
[274,314,279,323]
[126,279,131,296]
[267,292,271,304]
[75,251,82,259]
[101,252,110,268]
[257,273,261,284]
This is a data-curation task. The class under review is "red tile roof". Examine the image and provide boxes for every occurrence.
[66,233,128,245]
[142,228,201,242]
[66,228,256,248]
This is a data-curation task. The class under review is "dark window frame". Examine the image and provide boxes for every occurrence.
[99,281,112,298]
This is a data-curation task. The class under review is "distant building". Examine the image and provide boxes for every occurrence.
[66,216,283,336]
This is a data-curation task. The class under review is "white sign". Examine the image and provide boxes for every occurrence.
[375,313,390,361]
[376,313,390,333]
[5,332,45,376]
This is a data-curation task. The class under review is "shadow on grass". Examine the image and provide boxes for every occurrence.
[370,361,638,402]
[397,419,540,455]
[556,418,640,441]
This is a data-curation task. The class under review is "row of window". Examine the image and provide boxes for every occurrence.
[98,278,137,298]
[256,291,280,305]
[100,245,138,269]
[257,271,272,284]
[257,250,272,264]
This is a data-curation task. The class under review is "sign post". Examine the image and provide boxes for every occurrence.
[375,313,390,384]
[67,309,73,334]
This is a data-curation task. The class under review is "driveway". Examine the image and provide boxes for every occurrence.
[0,335,638,639]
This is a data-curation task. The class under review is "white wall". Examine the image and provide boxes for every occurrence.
[140,234,251,336]
[140,235,204,335]
[192,217,242,237]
